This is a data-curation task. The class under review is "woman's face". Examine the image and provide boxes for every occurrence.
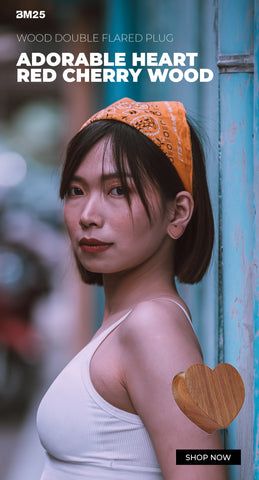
[63,138,172,277]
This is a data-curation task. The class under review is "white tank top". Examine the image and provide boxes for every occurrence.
[37,298,193,480]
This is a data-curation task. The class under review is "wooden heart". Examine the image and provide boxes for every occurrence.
[172,363,245,433]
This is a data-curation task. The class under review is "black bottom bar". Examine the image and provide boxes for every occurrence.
[176,449,241,465]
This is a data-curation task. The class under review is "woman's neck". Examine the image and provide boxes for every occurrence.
[102,247,177,319]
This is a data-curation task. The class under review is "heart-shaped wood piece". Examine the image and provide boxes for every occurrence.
[172,363,245,433]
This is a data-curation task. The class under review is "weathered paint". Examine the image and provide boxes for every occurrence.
[220,73,254,479]
[253,1,259,478]
[219,0,254,55]
[219,0,256,478]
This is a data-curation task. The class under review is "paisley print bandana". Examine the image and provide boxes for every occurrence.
[80,97,193,193]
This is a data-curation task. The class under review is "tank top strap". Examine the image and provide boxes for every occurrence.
[91,298,193,352]
[90,309,133,351]
[150,297,194,330]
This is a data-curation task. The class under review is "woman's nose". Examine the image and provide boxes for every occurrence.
[79,194,104,228]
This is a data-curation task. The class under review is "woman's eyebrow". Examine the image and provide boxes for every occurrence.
[70,174,86,184]
[101,173,133,181]
[70,173,133,184]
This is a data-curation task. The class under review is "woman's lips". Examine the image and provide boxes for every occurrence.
[79,238,113,254]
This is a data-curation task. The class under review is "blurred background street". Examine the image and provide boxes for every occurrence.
[0,4,99,478]
[0,232,94,479]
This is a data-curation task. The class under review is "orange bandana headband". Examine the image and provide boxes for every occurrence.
[81,98,193,193]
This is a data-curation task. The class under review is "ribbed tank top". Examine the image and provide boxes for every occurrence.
[37,298,193,480]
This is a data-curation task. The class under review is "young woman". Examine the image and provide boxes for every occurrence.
[37,98,228,479]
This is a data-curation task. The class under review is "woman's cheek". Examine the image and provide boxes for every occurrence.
[63,204,77,239]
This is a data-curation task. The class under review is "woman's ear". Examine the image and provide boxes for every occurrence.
[167,191,194,240]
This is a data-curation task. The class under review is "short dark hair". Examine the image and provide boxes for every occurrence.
[60,119,214,285]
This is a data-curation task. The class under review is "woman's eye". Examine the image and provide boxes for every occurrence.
[69,186,83,196]
[110,186,127,197]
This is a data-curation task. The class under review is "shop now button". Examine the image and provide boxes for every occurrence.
[176,449,241,465]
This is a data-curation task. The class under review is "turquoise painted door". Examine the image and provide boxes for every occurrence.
[218,0,258,478]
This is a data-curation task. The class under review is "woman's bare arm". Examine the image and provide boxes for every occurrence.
[119,300,228,480]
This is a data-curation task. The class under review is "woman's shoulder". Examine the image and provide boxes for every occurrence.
[120,296,194,338]
[118,297,203,366]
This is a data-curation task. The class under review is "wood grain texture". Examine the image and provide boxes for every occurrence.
[172,363,245,434]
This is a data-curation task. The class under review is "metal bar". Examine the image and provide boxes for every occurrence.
[217,80,224,366]
[217,54,254,73]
